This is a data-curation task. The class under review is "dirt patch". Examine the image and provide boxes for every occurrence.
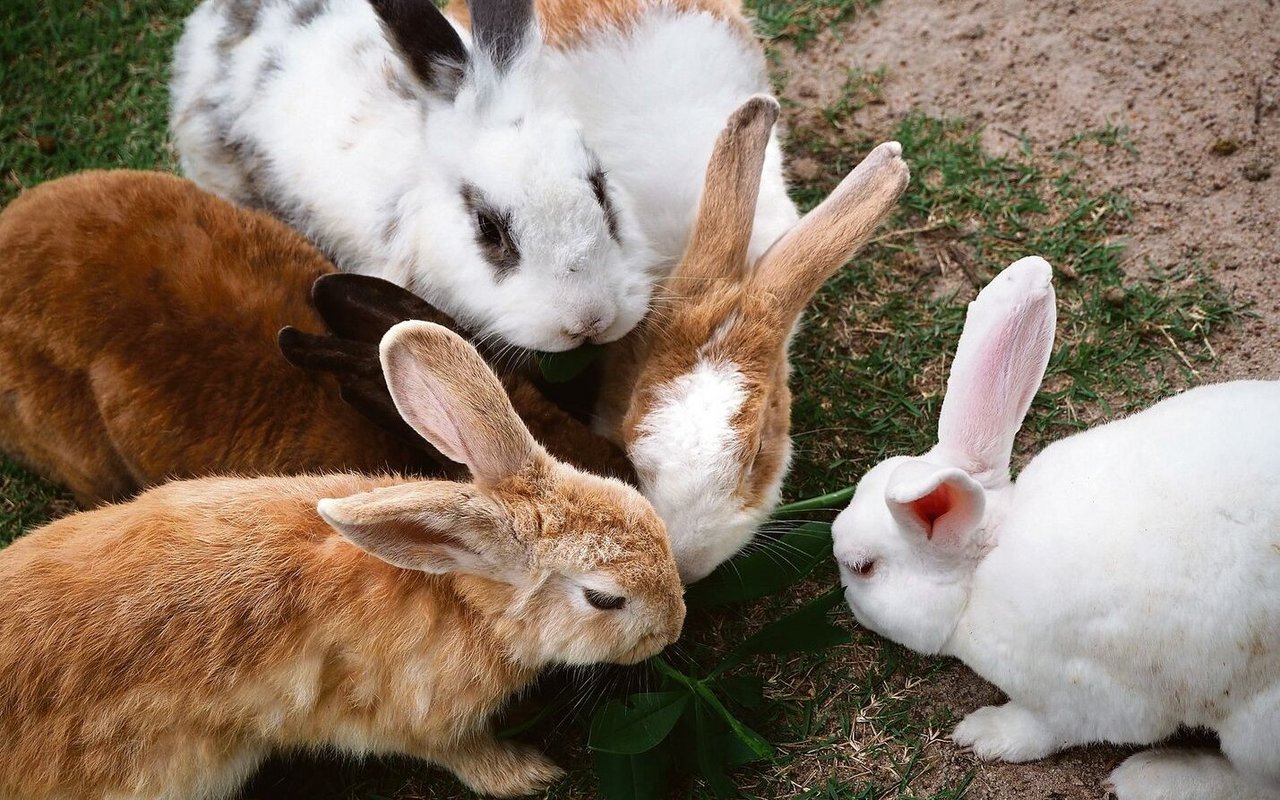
[780,0,1280,382]
[774,0,1279,796]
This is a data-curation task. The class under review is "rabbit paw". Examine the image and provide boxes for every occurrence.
[951,703,1060,762]
[441,737,566,797]
[1107,749,1274,800]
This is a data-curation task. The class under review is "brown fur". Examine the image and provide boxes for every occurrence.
[601,102,911,511]
[446,0,750,49]
[0,170,625,505]
[0,324,683,800]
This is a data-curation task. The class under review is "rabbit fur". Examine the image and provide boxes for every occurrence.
[171,0,654,353]
[0,320,685,800]
[832,256,1280,799]
[0,170,628,506]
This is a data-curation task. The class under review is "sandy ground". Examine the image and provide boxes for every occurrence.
[777,0,1279,796]
[781,0,1280,382]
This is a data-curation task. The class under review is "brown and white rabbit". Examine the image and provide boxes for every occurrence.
[0,320,685,800]
[292,97,910,582]
[0,170,628,506]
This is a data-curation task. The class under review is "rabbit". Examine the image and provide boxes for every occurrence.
[0,319,685,800]
[831,256,1280,799]
[292,96,911,583]
[170,0,654,353]
[446,0,800,273]
[0,169,630,507]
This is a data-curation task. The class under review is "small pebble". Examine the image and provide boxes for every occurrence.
[36,135,57,155]
[1103,286,1126,306]
[1241,161,1272,182]
[1209,138,1239,156]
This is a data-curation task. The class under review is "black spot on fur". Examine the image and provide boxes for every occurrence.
[461,183,519,280]
[381,62,418,102]
[368,0,467,97]
[256,50,283,90]
[292,0,328,26]
[470,0,535,74]
[217,0,265,52]
[589,168,621,243]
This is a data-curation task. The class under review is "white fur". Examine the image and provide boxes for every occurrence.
[540,8,798,271]
[629,359,780,582]
[171,0,653,352]
[832,256,1280,799]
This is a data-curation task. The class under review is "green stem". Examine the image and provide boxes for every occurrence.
[771,486,855,516]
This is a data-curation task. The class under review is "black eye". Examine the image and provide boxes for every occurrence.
[584,588,626,610]
[851,559,877,578]
[475,210,506,250]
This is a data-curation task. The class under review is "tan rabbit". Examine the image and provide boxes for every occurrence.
[598,98,911,581]
[0,170,629,506]
[0,320,684,800]
[291,97,910,582]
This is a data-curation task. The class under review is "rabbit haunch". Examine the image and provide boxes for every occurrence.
[171,0,652,353]
[833,257,1280,799]
[0,320,684,800]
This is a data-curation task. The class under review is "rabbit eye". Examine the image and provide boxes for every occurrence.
[475,210,507,250]
[851,559,877,578]
[588,168,621,242]
[584,588,626,610]
[462,183,519,277]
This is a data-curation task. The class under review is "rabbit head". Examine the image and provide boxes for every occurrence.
[372,0,652,352]
[832,257,1056,654]
[601,96,911,582]
[318,320,685,667]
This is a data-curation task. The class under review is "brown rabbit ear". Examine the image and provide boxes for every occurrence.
[380,320,542,484]
[318,482,515,576]
[312,274,459,344]
[674,95,779,289]
[278,326,383,377]
[750,141,910,323]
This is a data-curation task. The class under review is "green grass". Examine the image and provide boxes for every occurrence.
[0,1,1242,799]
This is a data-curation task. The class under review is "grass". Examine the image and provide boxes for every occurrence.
[0,1,1241,799]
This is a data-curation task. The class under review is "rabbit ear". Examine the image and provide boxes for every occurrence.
[935,257,1056,485]
[369,0,468,96]
[467,0,537,74]
[380,320,542,483]
[885,460,986,546]
[312,274,460,344]
[750,141,908,324]
[318,482,515,576]
[674,95,779,289]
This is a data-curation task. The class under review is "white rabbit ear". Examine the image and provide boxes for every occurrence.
[318,483,514,576]
[885,461,986,546]
[379,320,543,485]
[935,257,1056,485]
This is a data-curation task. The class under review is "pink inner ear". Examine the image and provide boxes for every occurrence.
[909,483,955,540]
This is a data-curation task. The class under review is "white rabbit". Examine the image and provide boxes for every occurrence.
[832,256,1280,799]
[170,0,654,352]
[510,0,801,271]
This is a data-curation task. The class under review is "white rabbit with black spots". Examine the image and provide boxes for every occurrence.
[171,0,653,352]
[833,256,1280,800]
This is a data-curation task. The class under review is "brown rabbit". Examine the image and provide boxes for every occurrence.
[0,321,684,800]
[0,170,628,506]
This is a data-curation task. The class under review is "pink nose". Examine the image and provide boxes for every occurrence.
[563,314,607,342]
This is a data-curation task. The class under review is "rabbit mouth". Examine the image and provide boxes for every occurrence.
[616,632,672,665]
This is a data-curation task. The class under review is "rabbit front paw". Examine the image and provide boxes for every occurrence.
[952,703,1060,762]
[439,736,566,797]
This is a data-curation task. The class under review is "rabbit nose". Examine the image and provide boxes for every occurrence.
[563,314,608,343]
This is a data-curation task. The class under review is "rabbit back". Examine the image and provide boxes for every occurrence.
[0,171,426,504]
[958,380,1280,739]
[0,473,527,799]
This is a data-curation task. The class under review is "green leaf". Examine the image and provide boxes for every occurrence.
[594,747,671,800]
[771,486,855,516]
[736,587,852,656]
[588,691,690,755]
[689,679,774,760]
[716,674,765,711]
[693,701,738,798]
[536,343,603,383]
[685,522,833,608]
